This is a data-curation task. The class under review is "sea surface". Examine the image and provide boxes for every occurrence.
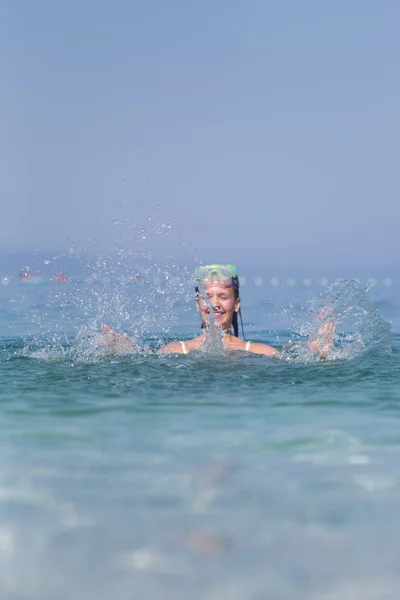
[1,269,400,600]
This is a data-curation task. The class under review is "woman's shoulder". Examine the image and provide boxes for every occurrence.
[246,341,280,357]
[158,335,204,354]
[158,341,183,354]
[224,336,280,357]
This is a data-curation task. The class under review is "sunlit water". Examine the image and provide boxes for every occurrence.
[1,271,400,600]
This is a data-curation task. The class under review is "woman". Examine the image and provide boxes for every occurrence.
[101,264,334,358]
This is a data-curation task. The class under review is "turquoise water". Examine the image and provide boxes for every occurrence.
[1,275,400,599]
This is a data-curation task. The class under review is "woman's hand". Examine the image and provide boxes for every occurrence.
[98,324,135,353]
[308,307,337,359]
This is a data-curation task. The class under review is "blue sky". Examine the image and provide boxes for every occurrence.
[2,0,400,267]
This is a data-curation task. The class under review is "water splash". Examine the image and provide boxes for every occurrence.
[199,306,226,357]
[282,279,393,362]
[10,226,393,367]
[15,216,196,361]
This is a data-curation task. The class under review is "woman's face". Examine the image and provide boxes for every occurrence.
[196,282,240,331]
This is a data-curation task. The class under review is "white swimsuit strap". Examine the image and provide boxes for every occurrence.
[245,341,252,351]
[180,341,188,354]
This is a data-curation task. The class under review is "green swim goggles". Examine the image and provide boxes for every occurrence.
[194,264,237,281]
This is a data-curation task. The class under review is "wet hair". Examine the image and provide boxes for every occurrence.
[195,275,246,340]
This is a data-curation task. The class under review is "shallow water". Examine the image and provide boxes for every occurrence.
[1,278,400,599]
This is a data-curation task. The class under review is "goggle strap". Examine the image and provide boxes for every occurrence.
[238,308,246,341]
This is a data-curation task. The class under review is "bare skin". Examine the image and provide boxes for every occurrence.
[158,332,279,356]
[100,281,335,358]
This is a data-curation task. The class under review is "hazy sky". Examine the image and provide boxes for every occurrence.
[2,0,400,267]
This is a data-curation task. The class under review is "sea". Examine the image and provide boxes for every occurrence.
[1,255,400,600]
